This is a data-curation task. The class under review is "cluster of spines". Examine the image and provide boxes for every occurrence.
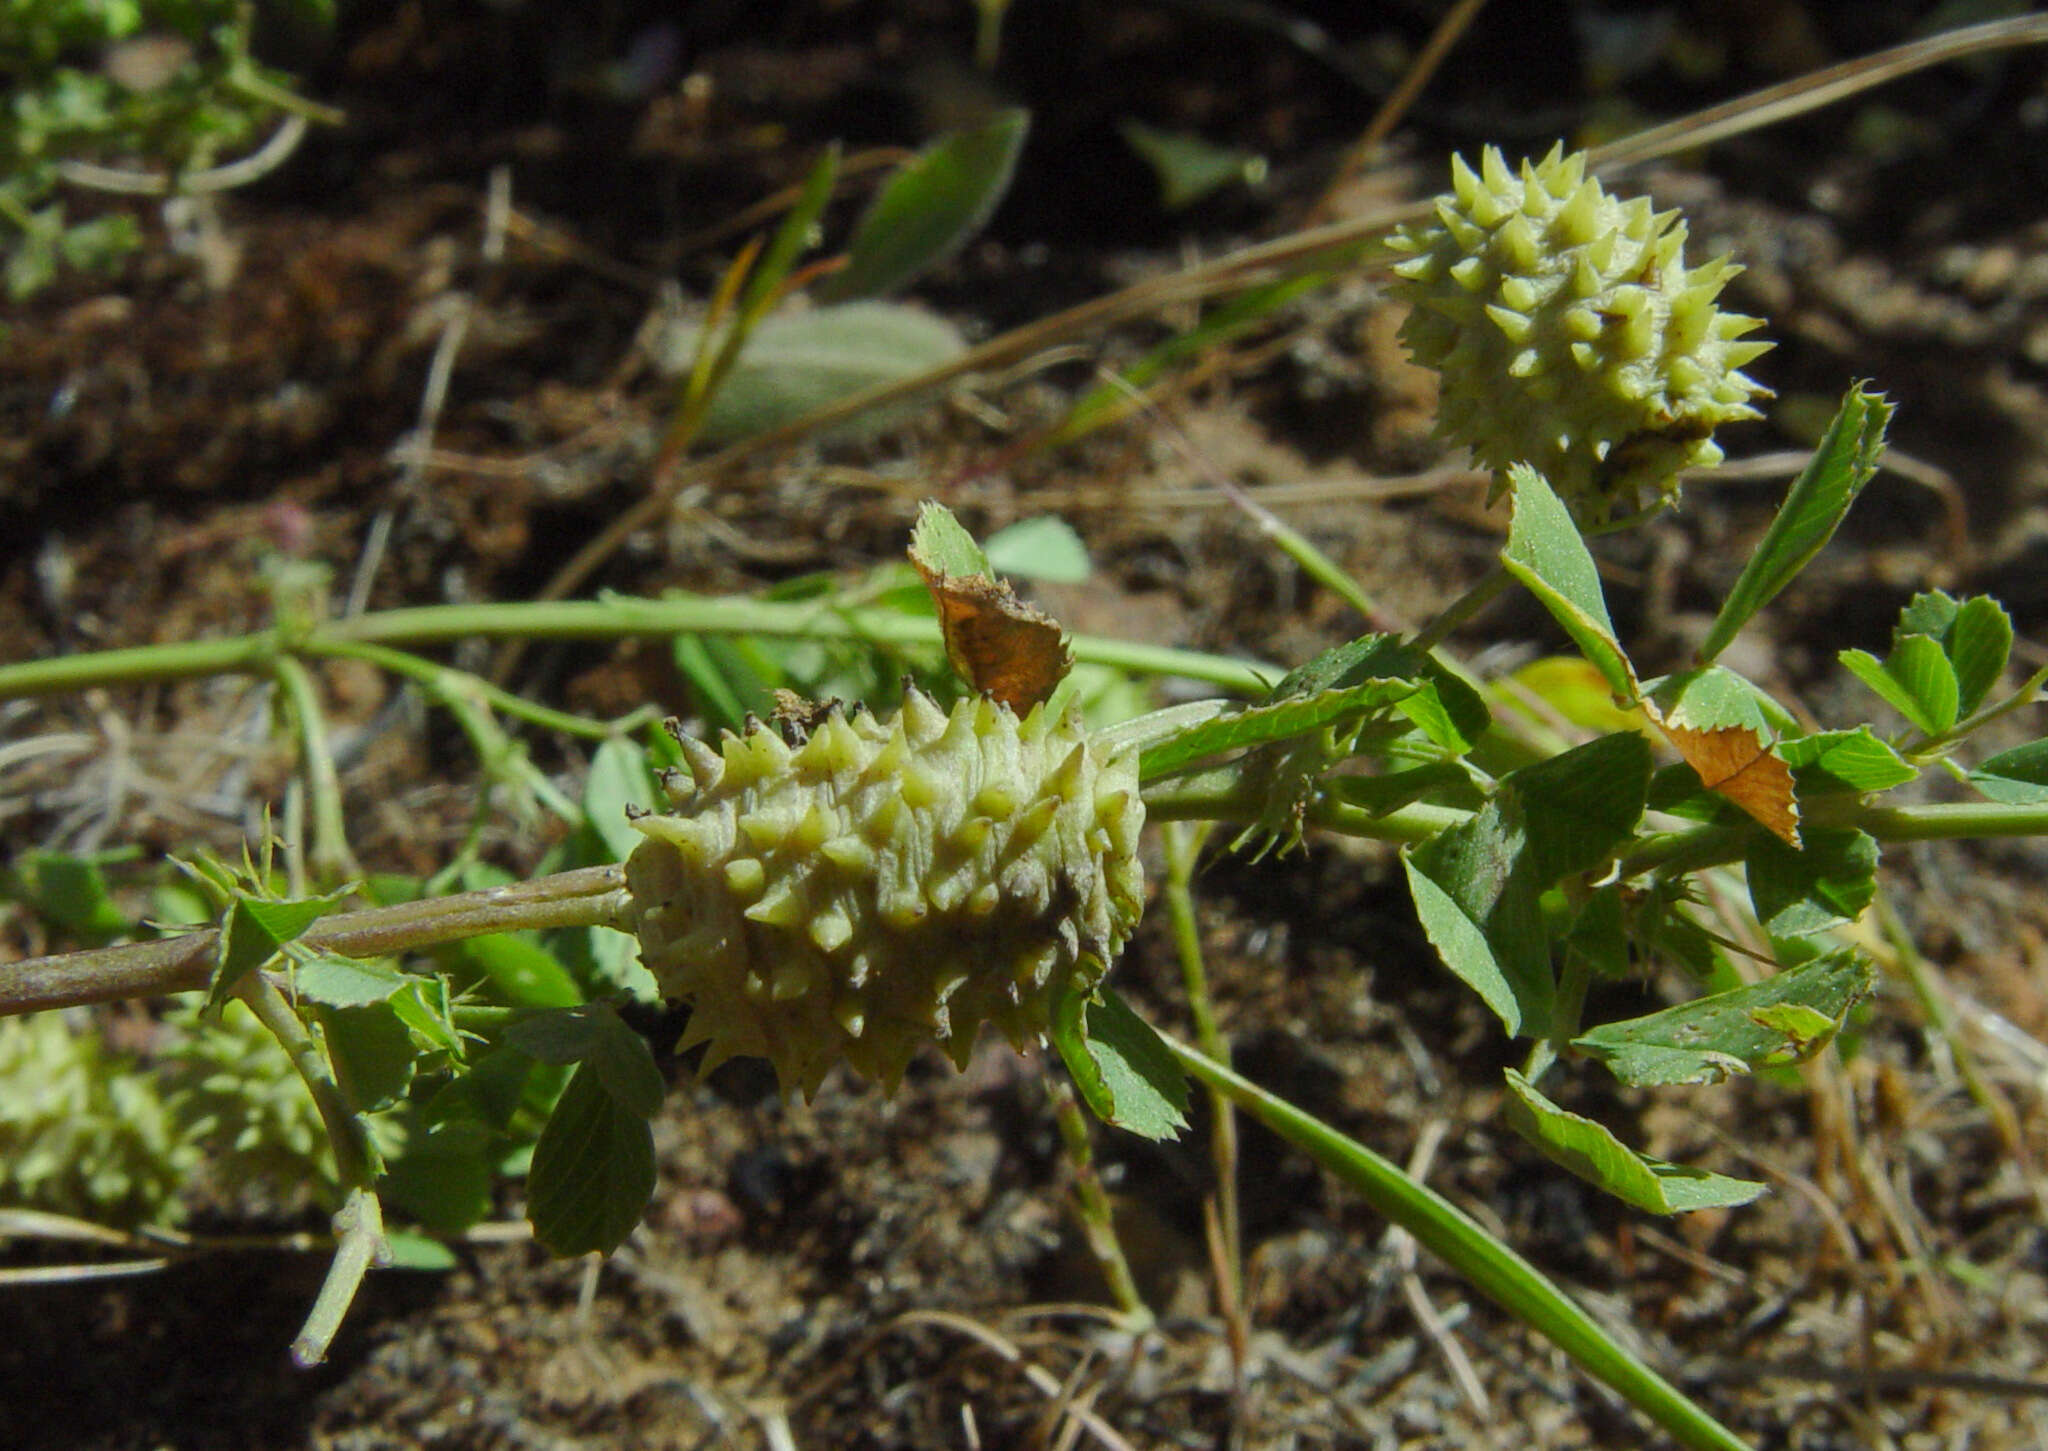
[625,689,1143,1097]
[1388,145,1770,518]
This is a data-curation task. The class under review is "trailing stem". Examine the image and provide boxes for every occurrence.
[0,866,630,1018]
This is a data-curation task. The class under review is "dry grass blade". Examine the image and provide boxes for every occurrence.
[883,1309,1140,1451]
[1590,14,2048,171]
[1319,0,1493,208]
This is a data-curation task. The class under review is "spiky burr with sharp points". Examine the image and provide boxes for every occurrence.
[1388,144,1772,520]
[624,689,1145,1097]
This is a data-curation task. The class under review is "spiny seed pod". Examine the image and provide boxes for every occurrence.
[624,690,1145,1098]
[1388,144,1771,519]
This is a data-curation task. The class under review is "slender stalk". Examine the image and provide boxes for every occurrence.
[1161,823,1246,1377]
[1143,765,1466,845]
[0,634,278,697]
[0,597,1275,701]
[272,654,360,881]
[306,637,642,742]
[1522,946,1593,1087]
[0,865,628,1017]
[1621,793,2048,888]
[1905,661,2048,756]
[223,66,348,128]
[1410,566,1514,654]
[1163,1034,1754,1451]
[236,971,386,1367]
[1587,14,2048,172]
[1825,798,2048,841]
[346,648,581,827]
[1048,1075,1152,1329]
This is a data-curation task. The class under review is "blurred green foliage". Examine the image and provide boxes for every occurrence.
[0,0,329,298]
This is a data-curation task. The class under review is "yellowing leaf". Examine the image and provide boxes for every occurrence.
[1656,718,1800,848]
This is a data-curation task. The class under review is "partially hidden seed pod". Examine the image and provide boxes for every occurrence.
[624,689,1145,1098]
[1388,144,1772,520]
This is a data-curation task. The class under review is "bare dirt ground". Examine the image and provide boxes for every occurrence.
[6,4,2048,1448]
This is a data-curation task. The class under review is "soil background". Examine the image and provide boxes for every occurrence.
[6,3,2048,1448]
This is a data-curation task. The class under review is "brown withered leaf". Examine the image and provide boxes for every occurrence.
[912,562,1071,714]
[1659,720,1801,849]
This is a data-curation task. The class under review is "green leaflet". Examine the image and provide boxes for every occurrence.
[1698,385,1892,665]
[1053,987,1190,1141]
[1575,950,1873,1087]
[1503,1070,1767,1214]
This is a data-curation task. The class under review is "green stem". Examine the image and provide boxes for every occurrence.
[0,865,629,1017]
[1616,822,1752,881]
[1143,763,1465,844]
[0,597,1275,701]
[307,638,641,742]
[0,633,278,697]
[1163,1034,1753,1451]
[1162,822,1245,1366]
[1523,946,1593,1087]
[224,66,348,127]
[1621,795,2048,888]
[291,1186,385,1368]
[1823,798,2048,840]
[236,972,386,1368]
[271,654,360,881]
[1410,566,1514,654]
[1048,1075,1152,1328]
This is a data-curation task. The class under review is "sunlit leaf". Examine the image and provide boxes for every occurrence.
[1774,728,1917,795]
[984,515,1090,583]
[1503,1070,1767,1213]
[454,934,583,1009]
[1139,677,1418,780]
[1574,950,1873,1086]
[211,887,350,1008]
[296,954,407,1007]
[1969,739,2048,805]
[1698,384,1892,665]
[1118,118,1266,209]
[382,1231,461,1271]
[1840,633,1956,736]
[1499,657,1649,736]
[1500,465,1636,700]
[1947,594,2013,718]
[1052,987,1190,1141]
[909,499,993,577]
[390,977,463,1058]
